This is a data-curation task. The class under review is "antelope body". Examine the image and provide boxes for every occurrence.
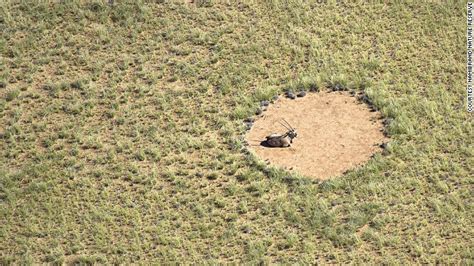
[265,119,297,147]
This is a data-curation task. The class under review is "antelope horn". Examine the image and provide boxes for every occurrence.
[282,118,294,130]
[278,121,291,131]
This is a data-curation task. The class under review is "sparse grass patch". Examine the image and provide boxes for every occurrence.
[0,1,470,264]
[5,89,19,102]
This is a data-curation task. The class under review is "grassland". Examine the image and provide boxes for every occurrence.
[0,1,472,264]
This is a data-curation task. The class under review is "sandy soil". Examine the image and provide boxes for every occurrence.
[245,91,388,180]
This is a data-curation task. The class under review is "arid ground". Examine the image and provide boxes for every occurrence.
[246,91,387,180]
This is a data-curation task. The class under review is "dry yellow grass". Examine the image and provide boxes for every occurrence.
[0,1,472,264]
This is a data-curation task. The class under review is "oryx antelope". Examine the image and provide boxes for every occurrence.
[265,119,297,147]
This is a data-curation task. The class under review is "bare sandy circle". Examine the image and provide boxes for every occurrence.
[245,91,388,180]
